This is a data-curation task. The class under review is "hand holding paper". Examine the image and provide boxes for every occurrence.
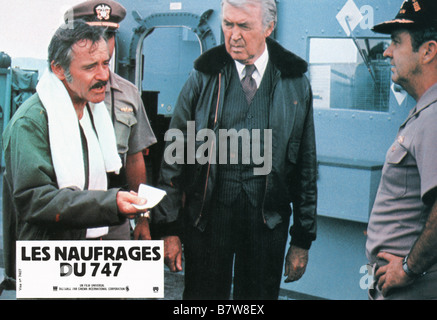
[132,184,167,210]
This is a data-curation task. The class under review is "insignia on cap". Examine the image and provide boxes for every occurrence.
[412,0,421,12]
[94,4,112,21]
[399,0,408,14]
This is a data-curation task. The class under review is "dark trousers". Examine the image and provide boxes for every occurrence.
[182,192,290,300]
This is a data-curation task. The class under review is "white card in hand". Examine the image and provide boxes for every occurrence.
[132,184,167,209]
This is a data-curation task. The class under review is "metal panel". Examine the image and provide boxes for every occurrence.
[317,156,382,222]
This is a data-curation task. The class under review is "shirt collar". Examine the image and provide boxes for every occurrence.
[415,82,437,114]
[234,45,269,88]
[401,82,437,127]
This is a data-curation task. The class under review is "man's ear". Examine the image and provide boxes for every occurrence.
[50,61,66,81]
[264,21,275,38]
[422,40,437,65]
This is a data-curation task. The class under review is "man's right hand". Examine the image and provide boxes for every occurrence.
[163,235,183,272]
[116,191,147,218]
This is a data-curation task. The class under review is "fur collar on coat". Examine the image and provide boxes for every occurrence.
[193,37,308,78]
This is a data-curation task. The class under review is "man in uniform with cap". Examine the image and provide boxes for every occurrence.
[366,0,437,300]
[65,0,157,240]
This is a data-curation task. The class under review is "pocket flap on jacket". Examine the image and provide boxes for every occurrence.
[387,144,408,165]
[115,111,138,127]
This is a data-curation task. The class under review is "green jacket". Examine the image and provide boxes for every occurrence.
[153,38,317,249]
[2,93,124,280]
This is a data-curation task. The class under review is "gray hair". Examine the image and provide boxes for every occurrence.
[48,20,107,82]
[221,0,277,30]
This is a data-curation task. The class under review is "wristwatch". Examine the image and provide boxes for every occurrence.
[139,211,151,220]
[402,255,426,279]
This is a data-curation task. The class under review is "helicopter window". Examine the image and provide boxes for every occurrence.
[142,27,202,115]
[308,37,391,112]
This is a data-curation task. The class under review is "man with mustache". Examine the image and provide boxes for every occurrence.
[153,0,317,299]
[90,80,108,91]
[1,20,148,287]
[64,0,157,241]
[366,0,437,299]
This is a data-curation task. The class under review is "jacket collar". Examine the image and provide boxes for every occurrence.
[194,37,308,78]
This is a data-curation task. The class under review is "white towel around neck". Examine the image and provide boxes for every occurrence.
[36,70,122,238]
[36,70,121,189]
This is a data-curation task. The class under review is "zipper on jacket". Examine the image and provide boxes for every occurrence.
[195,73,222,227]
[261,175,268,225]
[260,78,277,226]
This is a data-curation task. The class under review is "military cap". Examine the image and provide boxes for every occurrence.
[64,0,126,30]
[373,0,437,34]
